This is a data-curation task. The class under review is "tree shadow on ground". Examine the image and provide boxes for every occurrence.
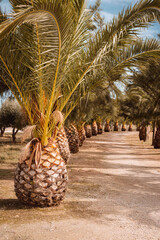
[0,140,21,145]
[0,199,34,210]
[0,169,15,180]
[79,150,160,156]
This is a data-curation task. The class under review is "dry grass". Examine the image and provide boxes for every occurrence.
[0,130,27,187]
[0,131,26,165]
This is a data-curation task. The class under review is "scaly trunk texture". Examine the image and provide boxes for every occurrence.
[114,122,119,131]
[139,126,147,141]
[121,124,126,131]
[85,125,92,138]
[65,124,79,153]
[104,123,110,132]
[136,126,140,131]
[78,126,86,147]
[92,121,98,136]
[154,127,160,149]
[56,126,70,164]
[97,123,103,134]
[14,138,67,207]
[128,124,132,131]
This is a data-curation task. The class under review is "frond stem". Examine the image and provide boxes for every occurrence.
[60,58,96,112]
[41,12,61,146]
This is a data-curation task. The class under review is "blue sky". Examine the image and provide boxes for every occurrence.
[0,0,159,38]
[89,0,159,38]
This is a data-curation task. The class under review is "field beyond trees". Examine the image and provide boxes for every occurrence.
[0,131,160,240]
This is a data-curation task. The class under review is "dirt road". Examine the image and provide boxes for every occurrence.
[0,131,160,240]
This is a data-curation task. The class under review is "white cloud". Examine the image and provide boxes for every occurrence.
[101,0,136,3]
[116,0,135,3]
[89,0,137,7]
[0,0,12,13]
[101,11,115,22]
[138,27,158,39]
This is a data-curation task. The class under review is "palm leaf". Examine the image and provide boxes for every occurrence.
[0,0,160,145]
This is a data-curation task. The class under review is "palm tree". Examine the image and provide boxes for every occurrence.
[104,119,111,132]
[96,116,103,134]
[127,59,160,145]
[119,86,151,140]
[114,121,119,131]
[65,123,80,153]
[0,0,160,206]
[67,85,114,138]
[92,120,98,135]
[85,123,92,138]
[77,122,86,147]
[121,121,126,131]
[128,122,133,131]
[56,125,70,164]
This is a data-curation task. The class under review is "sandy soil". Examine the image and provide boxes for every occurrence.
[0,131,160,240]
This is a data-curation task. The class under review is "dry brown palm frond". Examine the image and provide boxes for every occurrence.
[19,140,32,164]
[21,125,36,143]
[52,110,64,125]
[34,141,42,168]
[19,137,41,166]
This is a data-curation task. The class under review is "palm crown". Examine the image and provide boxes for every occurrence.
[0,0,160,146]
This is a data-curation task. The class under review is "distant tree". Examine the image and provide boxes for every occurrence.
[0,99,28,142]
[119,58,160,145]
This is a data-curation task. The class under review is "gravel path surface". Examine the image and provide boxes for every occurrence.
[0,131,160,240]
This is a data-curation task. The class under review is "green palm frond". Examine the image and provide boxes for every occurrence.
[0,0,91,145]
[102,38,160,82]
[0,0,160,145]
[121,57,160,122]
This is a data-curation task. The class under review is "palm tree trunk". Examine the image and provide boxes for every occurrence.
[78,125,86,147]
[92,121,98,135]
[128,123,132,131]
[65,124,79,153]
[104,123,110,132]
[14,138,68,207]
[56,126,70,164]
[114,122,119,131]
[97,123,103,134]
[121,122,126,131]
[85,125,92,138]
